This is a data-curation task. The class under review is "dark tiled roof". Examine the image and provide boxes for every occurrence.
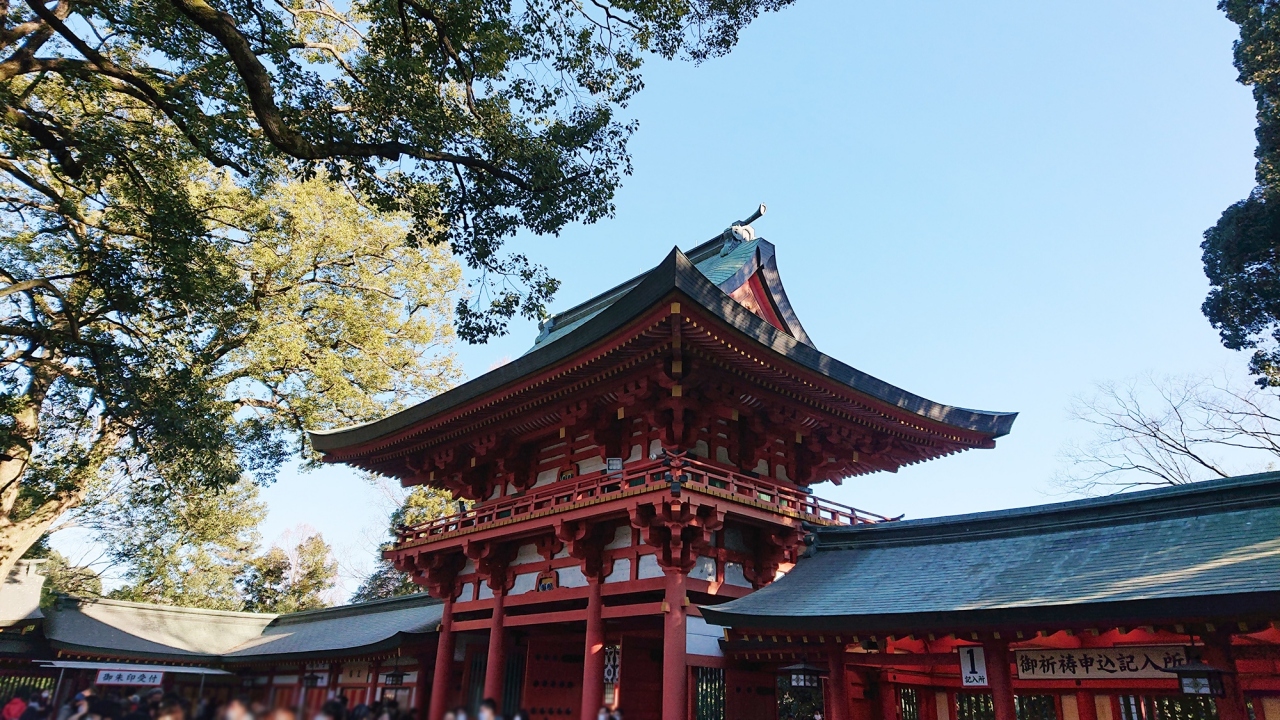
[530,235,812,350]
[309,244,1015,453]
[223,594,443,660]
[700,472,1280,632]
[44,593,443,663]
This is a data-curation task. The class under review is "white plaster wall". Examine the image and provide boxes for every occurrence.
[626,444,643,462]
[724,562,751,588]
[458,582,474,601]
[461,558,476,574]
[558,565,588,588]
[685,616,723,657]
[689,555,716,581]
[637,554,662,579]
[578,456,606,474]
[533,468,559,488]
[604,525,631,549]
[513,543,542,565]
[510,572,539,596]
[605,558,630,584]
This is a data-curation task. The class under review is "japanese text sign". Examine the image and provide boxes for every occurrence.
[960,647,988,687]
[95,670,164,686]
[1014,646,1187,680]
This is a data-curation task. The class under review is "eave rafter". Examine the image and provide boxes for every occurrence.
[326,295,1001,486]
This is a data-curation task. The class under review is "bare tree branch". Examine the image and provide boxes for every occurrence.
[1059,371,1280,494]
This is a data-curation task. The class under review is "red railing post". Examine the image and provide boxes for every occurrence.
[394,455,891,546]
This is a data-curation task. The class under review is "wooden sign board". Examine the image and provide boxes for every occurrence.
[1015,646,1187,680]
[960,647,988,687]
[96,670,163,686]
[339,664,370,685]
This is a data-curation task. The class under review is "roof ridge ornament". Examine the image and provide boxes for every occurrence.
[720,203,766,256]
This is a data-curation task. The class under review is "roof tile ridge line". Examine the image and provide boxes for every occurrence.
[813,482,1280,550]
[687,324,982,448]
[269,593,442,622]
[667,247,1016,436]
[311,247,686,455]
[688,340,966,458]
[678,294,1001,445]
[61,595,279,620]
[362,316,669,464]
[543,238,720,336]
[360,320,668,468]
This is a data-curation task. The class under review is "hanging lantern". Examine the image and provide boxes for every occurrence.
[780,662,826,689]
[383,671,407,687]
[302,674,322,688]
[1163,661,1227,697]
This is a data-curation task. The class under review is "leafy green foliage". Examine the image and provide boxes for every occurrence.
[101,480,264,611]
[0,173,461,575]
[0,0,788,575]
[352,485,455,602]
[241,533,338,613]
[0,0,793,344]
[1203,1,1280,384]
[21,537,102,606]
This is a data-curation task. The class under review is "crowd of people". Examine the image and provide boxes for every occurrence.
[4,689,629,720]
[443,699,624,720]
[2,686,188,720]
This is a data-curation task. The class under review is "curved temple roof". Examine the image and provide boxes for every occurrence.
[700,471,1280,632]
[309,233,1016,455]
[42,593,444,663]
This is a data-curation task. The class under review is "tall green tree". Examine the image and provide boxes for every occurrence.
[352,485,455,602]
[1203,1,1280,383]
[0,0,788,577]
[102,479,264,610]
[21,536,102,606]
[0,175,461,578]
[241,532,337,613]
[0,0,792,343]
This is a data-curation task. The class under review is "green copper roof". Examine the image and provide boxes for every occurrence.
[701,472,1280,632]
[43,593,443,663]
[529,234,795,351]
[310,244,1015,454]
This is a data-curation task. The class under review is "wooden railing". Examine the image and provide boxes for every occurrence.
[394,456,891,546]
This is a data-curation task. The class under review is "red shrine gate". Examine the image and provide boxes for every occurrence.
[309,224,1015,720]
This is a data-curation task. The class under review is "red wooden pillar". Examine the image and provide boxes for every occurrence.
[662,567,688,720]
[919,687,938,720]
[826,645,850,720]
[1202,636,1249,720]
[415,653,432,715]
[483,587,508,709]
[428,598,455,720]
[581,578,606,720]
[1075,692,1098,720]
[983,640,1016,720]
[878,674,897,720]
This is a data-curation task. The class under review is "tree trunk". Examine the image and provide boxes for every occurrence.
[0,497,77,578]
[0,412,120,579]
[0,380,44,579]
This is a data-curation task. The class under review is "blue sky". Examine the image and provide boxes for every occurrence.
[54,1,1263,597]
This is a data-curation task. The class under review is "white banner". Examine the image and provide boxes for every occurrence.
[1015,646,1187,680]
[96,670,163,686]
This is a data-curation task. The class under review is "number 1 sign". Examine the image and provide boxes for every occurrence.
[961,647,989,687]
